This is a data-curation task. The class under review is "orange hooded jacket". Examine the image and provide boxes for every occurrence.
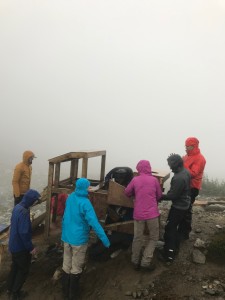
[12,150,35,197]
[183,137,206,190]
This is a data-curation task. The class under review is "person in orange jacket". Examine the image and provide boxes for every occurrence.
[12,150,36,206]
[178,137,206,240]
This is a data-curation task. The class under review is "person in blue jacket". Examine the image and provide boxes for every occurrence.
[7,189,41,300]
[61,178,110,300]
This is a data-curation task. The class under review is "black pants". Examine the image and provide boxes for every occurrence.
[178,188,199,237]
[164,206,188,259]
[7,251,31,294]
[14,195,24,206]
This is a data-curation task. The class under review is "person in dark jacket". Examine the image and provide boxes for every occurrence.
[7,189,40,300]
[160,154,191,263]
[61,178,110,300]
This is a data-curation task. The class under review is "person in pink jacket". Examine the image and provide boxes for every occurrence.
[124,160,162,271]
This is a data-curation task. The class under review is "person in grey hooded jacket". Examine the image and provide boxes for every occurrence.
[160,154,191,263]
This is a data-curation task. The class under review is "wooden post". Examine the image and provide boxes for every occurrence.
[55,163,60,187]
[45,163,54,239]
[100,154,106,186]
[82,158,88,178]
[70,159,79,183]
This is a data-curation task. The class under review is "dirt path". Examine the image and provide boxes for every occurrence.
[1,201,225,300]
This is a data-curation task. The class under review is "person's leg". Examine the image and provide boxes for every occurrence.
[11,251,31,296]
[14,195,24,206]
[131,221,145,267]
[69,244,88,300]
[6,255,18,294]
[141,217,159,268]
[163,207,185,262]
[63,243,72,274]
[62,243,72,299]
[178,188,199,239]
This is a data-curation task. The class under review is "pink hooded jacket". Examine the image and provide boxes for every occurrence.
[124,160,162,220]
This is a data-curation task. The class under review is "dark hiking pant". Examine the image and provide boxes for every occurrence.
[14,195,24,206]
[7,251,31,294]
[178,188,199,238]
[164,206,188,261]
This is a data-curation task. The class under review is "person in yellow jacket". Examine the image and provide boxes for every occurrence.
[12,150,36,206]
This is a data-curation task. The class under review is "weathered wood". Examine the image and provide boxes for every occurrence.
[70,159,79,183]
[45,163,54,239]
[194,200,208,206]
[54,163,61,187]
[100,154,106,182]
[89,190,108,221]
[82,158,88,178]
[107,181,134,208]
[105,220,134,235]
[32,212,46,230]
[48,151,106,164]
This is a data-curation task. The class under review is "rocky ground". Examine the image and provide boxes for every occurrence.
[1,198,225,300]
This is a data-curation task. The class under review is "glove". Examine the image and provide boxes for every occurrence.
[160,194,168,201]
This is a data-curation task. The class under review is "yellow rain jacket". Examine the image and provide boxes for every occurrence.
[12,150,35,197]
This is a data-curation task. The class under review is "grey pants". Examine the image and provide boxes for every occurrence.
[132,217,159,267]
[62,243,88,275]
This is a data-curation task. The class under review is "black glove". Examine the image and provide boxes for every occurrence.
[160,194,168,201]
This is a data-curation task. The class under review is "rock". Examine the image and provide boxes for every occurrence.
[205,288,216,295]
[206,205,225,212]
[143,289,149,296]
[125,291,132,296]
[195,228,202,233]
[194,238,206,248]
[192,249,206,264]
[137,290,142,297]
[132,291,137,298]
[216,224,223,229]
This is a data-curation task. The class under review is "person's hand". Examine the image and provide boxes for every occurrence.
[160,194,168,201]
[30,247,37,256]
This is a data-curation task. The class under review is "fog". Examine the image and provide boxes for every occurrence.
[1,0,225,186]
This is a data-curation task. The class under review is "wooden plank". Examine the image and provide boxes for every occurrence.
[100,154,106,183]
[82,158,88,178]
[89,190,108,221]
[45,163,54,239]
[70,159,79,183]
[105,221,134,235]
[194,200,208,206]
[48,151,106,163]
[54,163,60,187]
[107,181,134,208]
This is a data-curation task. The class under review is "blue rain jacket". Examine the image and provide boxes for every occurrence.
[9,189,40,253]
[62,178,110,247]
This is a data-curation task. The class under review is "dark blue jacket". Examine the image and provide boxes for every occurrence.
[9,189,40,253]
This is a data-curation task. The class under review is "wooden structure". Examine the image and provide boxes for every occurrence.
[44,150,170,238]
[45,150,106,238]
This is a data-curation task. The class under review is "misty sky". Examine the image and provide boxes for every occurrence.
[0,0,225,182]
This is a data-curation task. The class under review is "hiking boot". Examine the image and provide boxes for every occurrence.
[132,262,140,271]
[140,263,156,272]
[157,248,173,263]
